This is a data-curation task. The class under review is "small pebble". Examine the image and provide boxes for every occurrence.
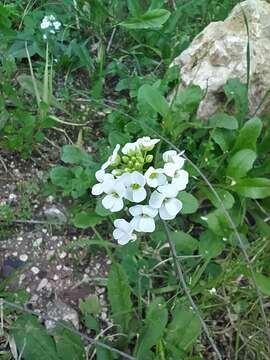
[19,254,28,262]
[31,266,40,275]
[33,238,43,247]
[59,251,67,259]
[37,278,49,291]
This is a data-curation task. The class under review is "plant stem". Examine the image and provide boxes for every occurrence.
[162,220,223,360]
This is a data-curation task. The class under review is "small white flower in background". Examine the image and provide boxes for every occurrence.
[150,184,182,220]
[163,150,185,177]
[113,219,136,245]
[101,180,126,212]
[209,288,217,295]
[121,171,147,203]
[145,167,167,188]
[40,15,61,37]
[129,205,158,233]
[91,137,190,244]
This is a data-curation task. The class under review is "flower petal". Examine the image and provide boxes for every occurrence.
[164,162,178,177]
[113,228,124,240]
[138,217,155,232]
[102,194,115,209]
[114,219,131,232]
[159,205,175,220]
[132,187,146,203]
[110,198,124,212]
[149,191,164,209]
[143,206,158,218]
[129,205,143,217]
[92,183,103,195]
[164,198,182,216]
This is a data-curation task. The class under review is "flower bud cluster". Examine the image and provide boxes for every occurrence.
[92,137,189,245]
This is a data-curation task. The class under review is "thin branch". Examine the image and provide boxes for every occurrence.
[162,220,223,360]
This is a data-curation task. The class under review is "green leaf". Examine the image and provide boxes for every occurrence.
[172,85,203,114]
[12,315,59,360]
[209,112,238,130]
[202,188,235,210]
[136,298,168,359]
[254,273,270,295]
[61,145,93,166]
[233,117,262,152]
[171,231,198,255]
[203,208,232,237]
[227,149,257,179]
[73,211,103,229]
[120,9,170,30]
[107,263,133,333]
[53,322,85,360]
[231,177,270,199]
[212,128,235,152]
[108,131,130,147]
[178,192,199,214]
[224,79,248,121]
[79,295,100,315]
[138,84,170,117]
[50,166,73,187]
[166,304,201,351]
[199,230,224,260]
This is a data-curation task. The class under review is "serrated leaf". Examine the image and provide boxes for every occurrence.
[107,263,133,333]
[61,145,93,166]
[120,9,170,30]
[231,177,270,199]
[136,298,168,359]
[227,149,256,179]
[138,84,169,117]
[12,315,59,360]
[166,304,201,351]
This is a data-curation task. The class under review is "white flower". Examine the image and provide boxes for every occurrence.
[101,144,120,171]
[48,15,56,21]
[122,142,140,155]
[129,205,158,232]
[209,288,217,295]
[120,171,147,203]
[144,167,167,188]
[163,150,185,177]
[53,21,61,30]
[101,179,126,212]
[137,137,160,151]
[50,29,56,34]
[172,169,189,191]
[113,219,136,245]
[40,18,51,29]
[91,171,114,196]
[149,184,182,220]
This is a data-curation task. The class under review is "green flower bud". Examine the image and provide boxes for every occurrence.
[122,156,129,164]
[131,156,137,162]
[128,161,133,167]
[134,162,142,170]
[145,154,153,163]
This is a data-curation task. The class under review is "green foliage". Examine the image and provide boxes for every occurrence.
[107,263,133,334]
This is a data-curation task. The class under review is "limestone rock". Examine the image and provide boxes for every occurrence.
[173,0,270,119]
[45,299,79,330]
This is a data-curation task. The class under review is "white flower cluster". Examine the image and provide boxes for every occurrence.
[40,15,61,39]
[91,137,189,245]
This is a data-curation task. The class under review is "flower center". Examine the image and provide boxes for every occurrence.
[112,192,119,198]
[131,183,141,190]
[149,172,157,179]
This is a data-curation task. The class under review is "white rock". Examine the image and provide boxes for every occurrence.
[59,251,67,259]
[37,278,49,291]
[33,238,43,247]
[19,254,28,262]
[172,0,270,119]
[45,300,79,330]
[31,266,40,275]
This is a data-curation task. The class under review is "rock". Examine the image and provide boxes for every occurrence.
[37,278,49,291]
[45,300,79,330]
[44,207,67,224]
[172,0,270,119]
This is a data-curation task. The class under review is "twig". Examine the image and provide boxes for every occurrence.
[0,155,8,172]
[1,299,137,360]
[106,27,117,53]
[162,220,223,360]
[73,0,81,30]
